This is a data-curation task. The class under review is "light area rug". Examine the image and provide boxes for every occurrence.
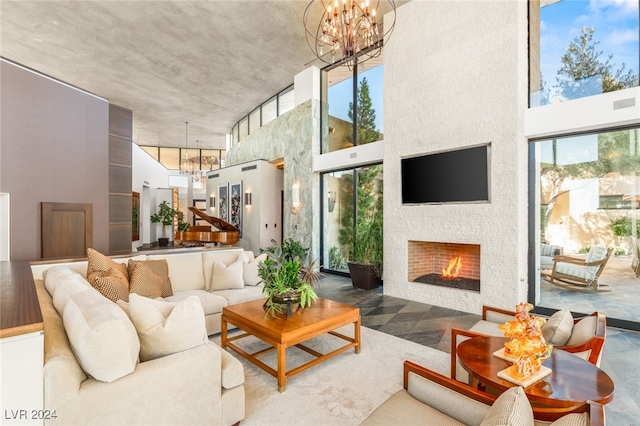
[211,326,450,426]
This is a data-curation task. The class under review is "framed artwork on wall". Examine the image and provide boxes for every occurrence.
[230,181,242,237]
[218,184,229,222]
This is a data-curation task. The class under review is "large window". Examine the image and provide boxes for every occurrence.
[322,164,383,274]
[532,128,640,327]
[322,62,384,153]
[530,0,638,107]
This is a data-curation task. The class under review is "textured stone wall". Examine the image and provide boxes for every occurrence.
[383,0,530,314]
[226,99,321,259]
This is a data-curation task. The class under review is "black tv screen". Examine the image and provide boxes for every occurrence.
[401,145,490,204]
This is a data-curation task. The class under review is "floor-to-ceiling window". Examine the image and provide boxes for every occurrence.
[530,0,638,107]
[529,1,639,330]
[531,128,639,328]
[322,61,384,153]
[322,164,383,275]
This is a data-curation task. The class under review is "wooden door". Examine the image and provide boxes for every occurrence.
[41,202,93,259]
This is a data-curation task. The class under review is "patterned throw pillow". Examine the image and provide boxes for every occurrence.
[128,261,166,299]
[128,259,173,297]
[88,266,130,303]
[87,248,128,280]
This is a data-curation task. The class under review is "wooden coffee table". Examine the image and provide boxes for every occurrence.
[456,335,614,408]
[221,298,361,392]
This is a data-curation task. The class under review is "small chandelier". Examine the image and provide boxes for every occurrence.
[303,0,396,69]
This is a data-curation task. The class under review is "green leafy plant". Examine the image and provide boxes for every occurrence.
[176,210,190,232]
[150,201,177,238]
[610,216,640,239]
[328,245,347,269]
[612,247,626,256]
[258,238,320,317]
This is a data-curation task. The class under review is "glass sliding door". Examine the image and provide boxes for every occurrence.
[531,127,640,329]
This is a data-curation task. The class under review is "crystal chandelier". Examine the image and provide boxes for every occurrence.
[303,0,396,69]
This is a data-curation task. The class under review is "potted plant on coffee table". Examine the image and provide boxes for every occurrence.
[258,238,320,318]
[150,200,177,247]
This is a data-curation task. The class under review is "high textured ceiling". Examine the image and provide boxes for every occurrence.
[1,1,329,149]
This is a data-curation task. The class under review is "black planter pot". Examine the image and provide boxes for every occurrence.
[158,237,169,247]
[348,262,382,290]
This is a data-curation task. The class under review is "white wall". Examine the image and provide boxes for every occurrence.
[525,87,640,139]
[132,143,172,249]
[383,0,530,314]
[206,160,283,254]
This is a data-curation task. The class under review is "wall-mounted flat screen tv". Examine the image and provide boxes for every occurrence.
[401,144,490,204]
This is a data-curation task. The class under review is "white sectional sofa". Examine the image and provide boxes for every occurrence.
[31,247,266,425]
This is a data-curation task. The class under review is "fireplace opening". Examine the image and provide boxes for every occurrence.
[408,241,480,292]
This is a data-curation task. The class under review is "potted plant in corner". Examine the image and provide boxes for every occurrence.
[150,200,177,247]
[258,238,320,318]
[348,208,383,290]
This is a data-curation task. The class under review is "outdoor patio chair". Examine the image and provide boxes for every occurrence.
[542,244,612,292]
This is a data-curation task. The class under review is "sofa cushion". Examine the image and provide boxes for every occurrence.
[164,290,228,316]
[63,288,140,383]
[128,259,173,297]
[202,249,245,290]
[88,266,130,303]
[127,294,208,362]
[542,309,574,346]
[540,244,560,257]
[469,320,504,337]
[549,413,589,426]
[213,286,265,306]
[361,389,466,426]
[210,256,244,290]
[87,248,129,280]
[480,386,533,426]
[44,266,92,315]
[243,253,267,286]
[565,315,597,347]
[148,252,205,292]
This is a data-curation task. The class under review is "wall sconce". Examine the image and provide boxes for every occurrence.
[292,184,301,208]
[327,190,337,213]
[244,191,252,207]
[209,195,216,209]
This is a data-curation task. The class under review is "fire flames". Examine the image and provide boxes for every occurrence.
[442,256,462,278]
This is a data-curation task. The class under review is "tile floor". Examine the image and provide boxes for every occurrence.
[316,274,640,426]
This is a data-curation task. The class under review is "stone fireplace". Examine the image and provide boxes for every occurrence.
[408,241,481,292]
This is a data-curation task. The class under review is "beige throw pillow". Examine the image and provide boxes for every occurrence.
[244,253,267,286]
[210,257,245,291]
[542,309,574,346]
[480,386,534,426]
[63,289,140,383]
[127,294,208,362]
